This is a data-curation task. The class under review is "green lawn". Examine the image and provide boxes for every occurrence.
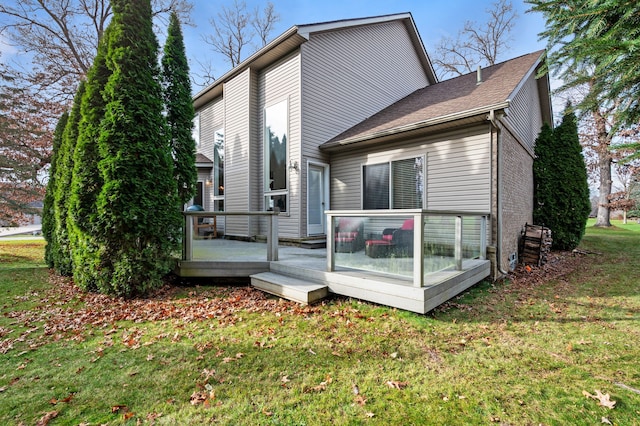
[0,225,639,425]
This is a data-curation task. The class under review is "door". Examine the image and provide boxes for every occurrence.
[307,164,326,235]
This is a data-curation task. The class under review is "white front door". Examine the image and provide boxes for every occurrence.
[307,164,326,235]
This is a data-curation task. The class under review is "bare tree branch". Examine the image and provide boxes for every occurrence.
[432,0,517,80]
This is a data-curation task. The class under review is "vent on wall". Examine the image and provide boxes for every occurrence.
[509,252,518,271]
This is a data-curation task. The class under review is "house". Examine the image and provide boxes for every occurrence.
[186,12,552,311]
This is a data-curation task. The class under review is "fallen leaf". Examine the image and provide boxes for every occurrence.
[308,348,316,355]
[235,352,244,359]
[601,417,612,425]
[123,411,135,420]
[365,412,375,418]
[352,384,360,395]
[146,354,154,361]
[0,386,6,392]
[354,394,367,406]
[281,375,290,383]
[263,408,273,416]
[385,380,408,390]
[583,390,616,409]
[36,411,58,426]
[112,404,128,413]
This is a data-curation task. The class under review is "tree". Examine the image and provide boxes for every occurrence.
[51,81,85,276]
[533,105,591,250]
[67,26,112,291]
[0,0,193,225]
[432,0,517,80]
[527,0,640,128]
[0,62,60,225]
[0,0,193,102]
[42,112,69,268]
[200,0,279,82]
[162,12,197,205]
[94,0,181,296]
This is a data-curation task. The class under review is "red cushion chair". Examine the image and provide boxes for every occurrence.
[365,218,414,258]
[334,218,365,253]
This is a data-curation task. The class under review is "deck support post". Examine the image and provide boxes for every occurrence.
[455,215,463,270]
[184,214,193,261]
[413,212,424,287]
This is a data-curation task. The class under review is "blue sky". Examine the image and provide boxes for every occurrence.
[183,0,547,86]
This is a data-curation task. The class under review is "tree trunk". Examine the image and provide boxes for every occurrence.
[593,109,613,227]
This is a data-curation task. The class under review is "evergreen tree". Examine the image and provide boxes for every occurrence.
[95,0,181,296]
[534,105,591,250]
[42,112,69,268]
[52,82,85,276]
[162,12,197,205]
[68,27,112,291]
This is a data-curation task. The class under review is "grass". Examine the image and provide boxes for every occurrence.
[0,223,639,425]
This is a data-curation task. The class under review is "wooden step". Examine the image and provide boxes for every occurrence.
[250,272,329,304]
[300,239,326,249]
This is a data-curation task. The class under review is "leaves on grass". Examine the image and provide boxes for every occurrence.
[35,411,58,426]
[583,390,616,409]
[305,375,333,393]
[385,380,408,390]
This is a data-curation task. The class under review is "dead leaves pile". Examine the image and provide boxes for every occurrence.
[2,273,322,354]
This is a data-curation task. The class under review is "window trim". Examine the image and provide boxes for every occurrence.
[361,154,426,210]
[212,127,224,211]
[263,98,289,214]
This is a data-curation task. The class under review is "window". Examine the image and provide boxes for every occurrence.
[363,156,424,209]
[213,128,224,211]
[264,100,288,212]
[192,113,200,146]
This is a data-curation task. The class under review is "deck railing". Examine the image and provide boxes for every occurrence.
[182,210,280,261]
[326,210,488,287]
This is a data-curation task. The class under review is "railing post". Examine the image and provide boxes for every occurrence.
[413,212,424,287]
[184,213,193,261]
[455,215,463,271]
[326,214,335,272]
[480,215,487,260]
[267,209,279,261]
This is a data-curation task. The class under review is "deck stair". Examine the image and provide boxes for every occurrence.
[250,271,328,304]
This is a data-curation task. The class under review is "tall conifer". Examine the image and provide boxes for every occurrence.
[95,0,180,296]
[42,112,69,268]
[162,12,197,205]
[533,105,591,250]
[52,82,85,275]
[68,27,112,291]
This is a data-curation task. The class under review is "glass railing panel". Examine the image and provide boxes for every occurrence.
[333,215,415,278]
[422,215,457,273]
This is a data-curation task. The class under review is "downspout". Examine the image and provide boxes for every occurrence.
[488,110,509,276]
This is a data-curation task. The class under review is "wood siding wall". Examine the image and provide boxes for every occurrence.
[330,126,492,214]
[196,98,224,212]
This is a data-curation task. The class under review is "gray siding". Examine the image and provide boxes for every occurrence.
[300,20,430,235]
[330,126,492,214]
[196,97,224,211]
[224,69,252,236]
[300,20,430,152]
[257,52,302,239]
[505,74,543,151]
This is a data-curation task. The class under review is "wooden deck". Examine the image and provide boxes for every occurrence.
[175,239,490,314]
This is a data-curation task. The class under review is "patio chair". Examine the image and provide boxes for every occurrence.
[365,218,414,258]
[334,218,365,253]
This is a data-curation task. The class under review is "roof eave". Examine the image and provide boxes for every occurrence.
[193,26,305,109]
[321,102,510,152]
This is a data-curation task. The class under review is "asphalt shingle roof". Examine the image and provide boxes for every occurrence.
[324,50,545,146]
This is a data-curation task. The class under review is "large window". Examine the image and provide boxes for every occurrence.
[192,113,200,146]
[363,156,424,209]
[264,100,288,212]
[213,128,224,211]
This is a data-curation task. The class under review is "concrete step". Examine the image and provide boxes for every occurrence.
[250,272,329,304]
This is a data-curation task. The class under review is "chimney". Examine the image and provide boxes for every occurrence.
[476,65,482,85]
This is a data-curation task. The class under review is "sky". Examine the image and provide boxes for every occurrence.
[182,0,548,88]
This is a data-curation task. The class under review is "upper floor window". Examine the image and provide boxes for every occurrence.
[264,99,288,212]
[192,113,200,147]
[213,128,224,211]
[363,156,424,210]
